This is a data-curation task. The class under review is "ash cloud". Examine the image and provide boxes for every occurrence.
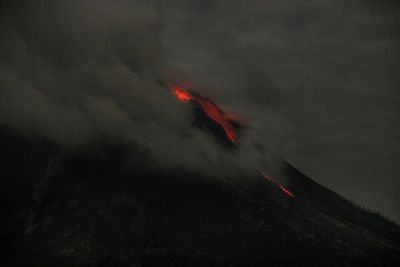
[0,0,273,179]
[0,0,399,220]
[158,0,400,220]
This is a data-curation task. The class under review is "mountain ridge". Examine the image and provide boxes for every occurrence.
[0,125,399,266]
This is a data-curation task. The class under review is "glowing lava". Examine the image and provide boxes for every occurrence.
[170,85,293,196]
[171,85,237,143]
[172,86,192,102]
[196,98,236,143]
[257,167,295,198]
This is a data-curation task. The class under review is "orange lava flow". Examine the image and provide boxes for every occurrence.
[197,99,236,143]
[171,85,236,143]
[257,167,295,198]
[172,85,192,102]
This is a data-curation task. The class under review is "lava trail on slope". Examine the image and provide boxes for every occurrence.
[170,84,295,197]
[171,85,237,144]
[257,167,295,198]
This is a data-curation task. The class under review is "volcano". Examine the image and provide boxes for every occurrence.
[0,88,400,266]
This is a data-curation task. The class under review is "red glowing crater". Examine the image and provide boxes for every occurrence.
[171,85,236,143]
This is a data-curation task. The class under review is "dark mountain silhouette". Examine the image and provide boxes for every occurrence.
[1,94,400,266]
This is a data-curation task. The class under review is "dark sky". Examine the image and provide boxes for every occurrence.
[158,0,400,222]
[0,0,399,221]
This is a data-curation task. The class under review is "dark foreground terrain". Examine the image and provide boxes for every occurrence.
[1,126,400,266]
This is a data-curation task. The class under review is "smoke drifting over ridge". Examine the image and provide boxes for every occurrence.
[0,0,399,220]
[0,0,274,178]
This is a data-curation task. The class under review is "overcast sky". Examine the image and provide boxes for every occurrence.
[0,0,399,221]
[157,0,400,221]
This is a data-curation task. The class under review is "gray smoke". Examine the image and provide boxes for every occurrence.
[0,0,399,220]
[158,0,400,221]
[0,0,276,179]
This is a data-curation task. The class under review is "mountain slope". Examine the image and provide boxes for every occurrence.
[0,125,399,266]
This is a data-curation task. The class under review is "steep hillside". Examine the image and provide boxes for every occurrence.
[0,126,399,266]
